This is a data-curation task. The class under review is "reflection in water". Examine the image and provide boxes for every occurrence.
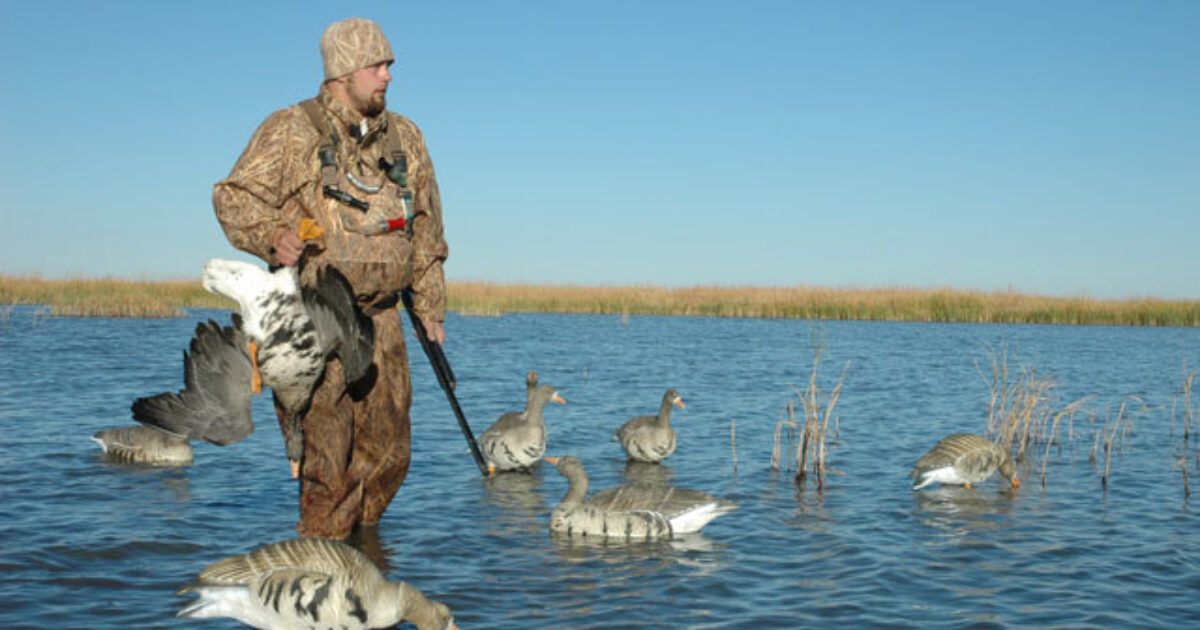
[912,486,1017,544]
[622,461,674,486]
[348,524,394,573]
[551,531,728,575]
[482,469,550,539]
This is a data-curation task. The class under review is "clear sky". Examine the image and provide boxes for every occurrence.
[0,1,1196,299]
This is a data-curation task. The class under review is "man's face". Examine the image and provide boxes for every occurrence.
[345,61,392,117]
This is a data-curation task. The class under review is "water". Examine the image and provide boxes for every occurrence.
[1,306,1198,628]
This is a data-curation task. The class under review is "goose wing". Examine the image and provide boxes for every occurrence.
[191,538,368,586]
[131,319,253,446]
[301,265,374,385]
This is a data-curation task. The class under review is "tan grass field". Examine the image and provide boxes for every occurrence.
[1,274,1197,326]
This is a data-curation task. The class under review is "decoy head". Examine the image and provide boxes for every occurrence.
[999,453,1020,490]
[665,389,686,409]
[544,455,584,476]
[533,384,566,406]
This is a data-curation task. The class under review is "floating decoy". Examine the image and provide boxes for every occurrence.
[910,433,1020,491]
[135,258,374,478]
[616,389,685,463]
[91,425,194,466]
[545,455,737,541]
[177,537,458,630]
[479,382,565,475]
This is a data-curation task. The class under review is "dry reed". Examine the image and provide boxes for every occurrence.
[979,346,1091,487]
[448,281,1200,326]
[0,274,231,318]
[769,344,849,490]
[5,274,1200,325]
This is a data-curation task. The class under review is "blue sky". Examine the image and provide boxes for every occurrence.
[0,1,1196,299]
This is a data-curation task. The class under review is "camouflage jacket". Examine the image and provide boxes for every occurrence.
[213,86,448,321]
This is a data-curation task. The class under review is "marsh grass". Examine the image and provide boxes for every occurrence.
[770,345,849,490]
[4,275,1200,325]
[979,346,1091,487]
[0,274,231,318]
[448,282,1200,326]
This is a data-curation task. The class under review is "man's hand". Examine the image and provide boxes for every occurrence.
[423,319,446,345]
[271,227,304,266]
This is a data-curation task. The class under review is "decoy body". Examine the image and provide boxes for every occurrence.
[173,258,375,478]
[178,537,457,630]
[546,455,737,541]
[910,433,1020,490]
[92,425,194,466]
[616,389,685,463]
[480,382,566,475]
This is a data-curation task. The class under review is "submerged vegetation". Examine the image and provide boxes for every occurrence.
[2,274,1199,325]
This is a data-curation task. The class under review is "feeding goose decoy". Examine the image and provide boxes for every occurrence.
[135,257,374,479]
[545,455,737,541]
[910,433,1020,491]
[177,537,458,630]
[479,382,566,475]
[91,425,194,466]
[616,389,685,463]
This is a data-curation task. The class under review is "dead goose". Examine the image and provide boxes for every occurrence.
[545,455,737,541]
[911,433,1020,491]
[616,389,685,463]
[129,318,254,453]
[187,258,374,478]
[91,425,193,466]
[479,382,566,475]
[177,537,458,630]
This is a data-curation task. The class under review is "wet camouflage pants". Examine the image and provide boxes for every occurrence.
[275,310,412,540]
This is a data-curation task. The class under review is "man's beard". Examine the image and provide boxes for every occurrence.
[362,93,386,117]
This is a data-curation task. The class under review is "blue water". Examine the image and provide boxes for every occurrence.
[1,305,1198,628]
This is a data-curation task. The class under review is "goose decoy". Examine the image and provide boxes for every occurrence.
[91,425,193,466]
[911,433,1020,491]
[545,455,737,541]
[177,537,458,630]
[616,389,685,463]
[191,258,374,479]
[479,382,566,475]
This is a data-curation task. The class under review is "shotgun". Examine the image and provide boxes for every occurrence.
[400,290,488,475]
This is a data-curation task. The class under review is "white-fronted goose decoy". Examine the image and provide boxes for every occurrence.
[911,433,1020,491]
[171,258,374,478]
[616,389,685,463]
[178,537,457,630]
[545,455,737,541]
[480,382,566,475]
[91,425,194,466]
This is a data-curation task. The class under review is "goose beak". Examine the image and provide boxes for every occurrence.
[674,399,686,409]
[552,393,566,404]
[1010,477,1021,490]
[290,459,300,480]
[544,456,560,466]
